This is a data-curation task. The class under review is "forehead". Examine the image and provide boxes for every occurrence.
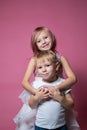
[35,30,50,39]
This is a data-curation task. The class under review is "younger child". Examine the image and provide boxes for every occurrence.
[13,51,80,130]
[29,50,80,130]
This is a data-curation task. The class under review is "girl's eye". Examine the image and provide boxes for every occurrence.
[37,40,41,43]
[44,36,48,39]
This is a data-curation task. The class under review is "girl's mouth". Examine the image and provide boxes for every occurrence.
[43,44,49,48]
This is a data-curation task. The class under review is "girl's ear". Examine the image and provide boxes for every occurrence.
[56,62,60,71]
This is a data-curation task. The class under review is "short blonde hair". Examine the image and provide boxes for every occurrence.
[36,50,59,64]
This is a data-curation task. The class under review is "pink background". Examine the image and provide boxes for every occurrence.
[0,0,87,130]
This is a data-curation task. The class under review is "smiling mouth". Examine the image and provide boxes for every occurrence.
[43,44,49,48]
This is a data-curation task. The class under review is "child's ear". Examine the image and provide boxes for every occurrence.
[56,62,60,71]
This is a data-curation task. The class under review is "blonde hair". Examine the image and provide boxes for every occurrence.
[36,50,59,64]
[31,26,57,55]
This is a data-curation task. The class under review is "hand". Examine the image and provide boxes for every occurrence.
[35,87,49,101]
[39,85,50,93]
[48,86,60,96]
[49,87,64,102]
[33,88,38,95]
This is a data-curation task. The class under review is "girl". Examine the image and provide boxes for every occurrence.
[13,27,80,130]
[22,27,77,95]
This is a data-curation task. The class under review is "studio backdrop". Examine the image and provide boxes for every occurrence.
[0,0,87,130]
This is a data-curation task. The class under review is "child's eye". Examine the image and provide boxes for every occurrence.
[38,66,42,69]
[46,64,51,67]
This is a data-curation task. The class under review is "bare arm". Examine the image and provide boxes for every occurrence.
[29,88,49,109]
[22,57,37,95]
[55,56,77,91]
[29,95,39,109]
[60,93,74,109]
[49,87,74,109]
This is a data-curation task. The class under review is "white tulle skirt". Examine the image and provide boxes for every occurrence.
[13,90,80,130]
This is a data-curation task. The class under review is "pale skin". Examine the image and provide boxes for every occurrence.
[22,30,77,95]
[29,57,74,110]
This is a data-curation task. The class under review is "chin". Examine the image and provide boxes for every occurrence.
[43,78,50,82]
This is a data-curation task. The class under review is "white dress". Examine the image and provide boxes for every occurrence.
[13,90,36,130]
[13,77,80,130]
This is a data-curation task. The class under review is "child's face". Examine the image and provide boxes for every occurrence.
[36,58,57,82]
[36,31,52,51]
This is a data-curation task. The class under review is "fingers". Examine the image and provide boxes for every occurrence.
[38,86,61,100]
[37,88,49,99]
[40,87,49,94]
[43,93,50,99]
[48,87,61,99]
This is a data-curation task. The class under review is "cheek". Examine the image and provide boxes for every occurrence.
[51,67,56,73]
[48,68,54,73]
[38,69,42,74]
[36,43,39,48]
[50,42,53,47]
[48,39,52,44]
[37,70,40,74]
[48,37,52,42]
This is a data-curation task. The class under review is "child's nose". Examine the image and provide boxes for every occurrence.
[42,66,46,71]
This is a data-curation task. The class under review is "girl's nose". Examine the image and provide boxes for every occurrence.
[42,39,45,44]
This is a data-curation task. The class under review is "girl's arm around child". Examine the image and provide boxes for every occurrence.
[22,57,37,95]
[55,56,77,91]
[29,87,74,110]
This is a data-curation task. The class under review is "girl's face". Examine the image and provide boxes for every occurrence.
[36,59,57,82]
[36,31,52,51]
